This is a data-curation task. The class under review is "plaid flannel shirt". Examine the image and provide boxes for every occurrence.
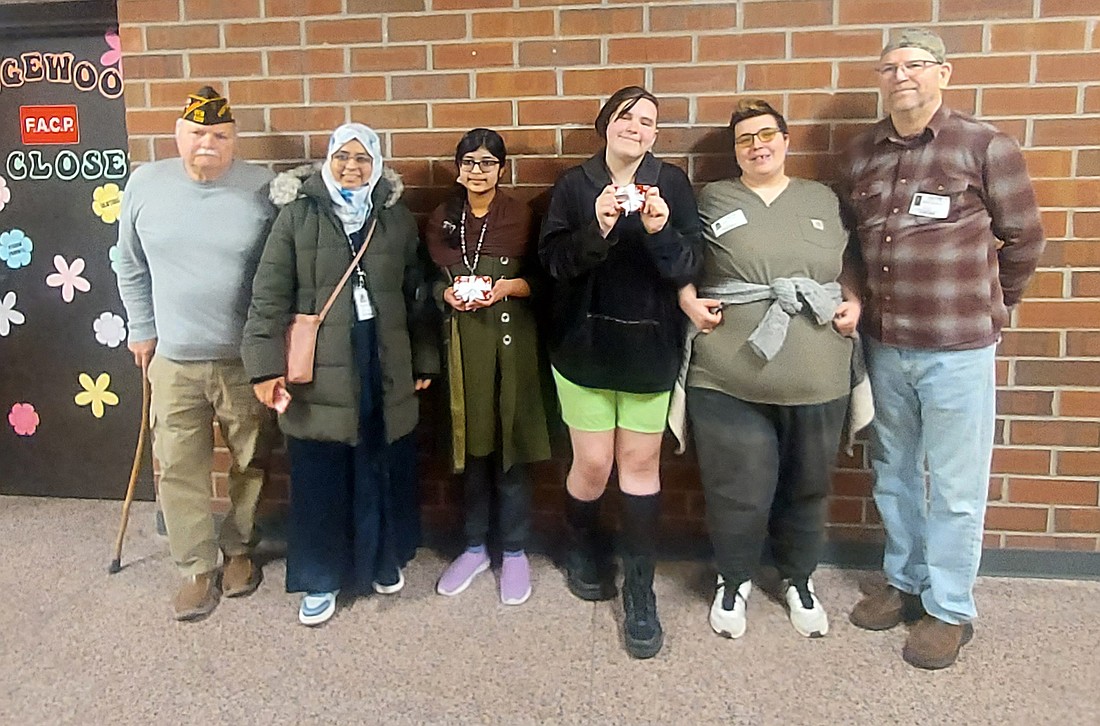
[839,105,1045,351]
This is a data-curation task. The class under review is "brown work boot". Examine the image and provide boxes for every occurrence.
[221,554,262,598]
[849,584,925,630]
[902,615,975,670]
[172,571,220,621]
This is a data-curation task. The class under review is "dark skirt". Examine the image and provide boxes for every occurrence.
[285,318,421,594]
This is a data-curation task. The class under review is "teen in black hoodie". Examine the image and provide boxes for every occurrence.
[539,86,702,659]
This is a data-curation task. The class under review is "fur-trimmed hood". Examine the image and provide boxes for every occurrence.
[269,162,405,209]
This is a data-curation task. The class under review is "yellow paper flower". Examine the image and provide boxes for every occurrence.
[75,372,119,418]
[92,183,123,224]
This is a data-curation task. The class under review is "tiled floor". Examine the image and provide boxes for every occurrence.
[2,495,1098,725]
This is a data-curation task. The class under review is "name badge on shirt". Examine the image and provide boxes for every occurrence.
[353,285,375,321]
[711,209,748,237]
[909,192,950,219]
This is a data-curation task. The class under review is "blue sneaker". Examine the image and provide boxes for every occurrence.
[298,591,338,626]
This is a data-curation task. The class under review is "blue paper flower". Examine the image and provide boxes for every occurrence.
[0,229,33,269]
[108,243,121,273]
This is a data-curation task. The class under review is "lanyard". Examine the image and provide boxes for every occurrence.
[460,207,488,274]
[346,233,367,288]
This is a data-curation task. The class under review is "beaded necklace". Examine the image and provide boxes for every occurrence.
[460,206,488,274]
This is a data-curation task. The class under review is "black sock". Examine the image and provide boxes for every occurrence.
[620,492,660,559]
[565,491,602,532]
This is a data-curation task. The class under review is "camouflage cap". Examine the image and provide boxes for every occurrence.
[881,28,947,63]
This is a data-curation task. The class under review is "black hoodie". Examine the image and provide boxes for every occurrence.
[539,152,703,393]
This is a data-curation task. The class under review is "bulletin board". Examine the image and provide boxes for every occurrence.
[0,0,152,499]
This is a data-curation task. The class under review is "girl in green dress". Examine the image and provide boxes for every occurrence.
[425,128,551,606]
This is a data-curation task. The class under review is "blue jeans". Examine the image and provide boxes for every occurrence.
[865,338,996,624]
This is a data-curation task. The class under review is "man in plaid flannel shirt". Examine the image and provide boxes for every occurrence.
[839,28,1044,670]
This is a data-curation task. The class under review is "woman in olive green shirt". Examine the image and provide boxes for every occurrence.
[679,100,861,641]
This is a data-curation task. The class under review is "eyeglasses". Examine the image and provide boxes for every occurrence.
[332,151,372,165]
[875,60,942,78]
[734,127,782,148]
[459,158,500,171]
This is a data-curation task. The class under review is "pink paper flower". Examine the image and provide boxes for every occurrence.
[101,30,122,68]
[8,402,39,436]
[0,176,10,213]
[46,255,91,303]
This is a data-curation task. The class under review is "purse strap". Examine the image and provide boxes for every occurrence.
[317,218,378,323]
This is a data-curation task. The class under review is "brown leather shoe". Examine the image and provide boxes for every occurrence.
[221,554,262,598]
[849,584,925,630]
[172,572,220,621]
[902,615,975,670]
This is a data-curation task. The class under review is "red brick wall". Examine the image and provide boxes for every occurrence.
[118,0,1100,552]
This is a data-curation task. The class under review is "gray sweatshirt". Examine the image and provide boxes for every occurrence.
[115,158,275,361]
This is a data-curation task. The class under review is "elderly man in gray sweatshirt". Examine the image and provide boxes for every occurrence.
[115,86,275,621]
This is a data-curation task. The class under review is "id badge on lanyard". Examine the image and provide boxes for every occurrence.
[353,276,374,321]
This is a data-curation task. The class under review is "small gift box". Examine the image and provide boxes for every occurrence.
[454,274,493,303]
[614,183,650,214]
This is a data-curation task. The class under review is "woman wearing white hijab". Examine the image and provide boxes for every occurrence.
[243,123,440,626]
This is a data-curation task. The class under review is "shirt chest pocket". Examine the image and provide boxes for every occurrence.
[909,176,970,224]
[849,180,886,228]
[797,215,844,249]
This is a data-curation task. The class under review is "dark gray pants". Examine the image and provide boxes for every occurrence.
[464,455,531,552]
[687,387,848,586]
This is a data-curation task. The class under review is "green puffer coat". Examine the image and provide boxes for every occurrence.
[242,167,440,445]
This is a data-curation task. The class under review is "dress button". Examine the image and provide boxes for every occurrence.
[885,235,892,242]
[883,265,890,272]
[900,178,907,183]
[500,256,509,265]
[892,207,899,213]
[502,334,512,346]
[501,312,510,323]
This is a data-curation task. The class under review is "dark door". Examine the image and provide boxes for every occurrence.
[0,0,152,500]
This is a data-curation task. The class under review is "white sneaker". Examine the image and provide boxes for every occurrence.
[709,575,751,639]
[784,577,829,638]
[299,590,338,626]
[372,569,405,595]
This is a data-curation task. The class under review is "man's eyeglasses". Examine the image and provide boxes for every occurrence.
[875,60,942,78]
[332,151,372,165]
[459,158,501,171]
[734,127,782,148]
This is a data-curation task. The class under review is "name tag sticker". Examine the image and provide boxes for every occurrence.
[810,218,824,230]
[909,192,950,219]
[353,285,375,321]
[711,209,748,237]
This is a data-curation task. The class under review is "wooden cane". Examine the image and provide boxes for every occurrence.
[108,365,151,574]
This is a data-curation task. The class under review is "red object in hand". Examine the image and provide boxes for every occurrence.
[273,385,291,414]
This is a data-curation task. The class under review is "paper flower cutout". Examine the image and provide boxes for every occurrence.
[94,311,127,347]
[0,290,25,336]
[454,274,493,303]
[108,243,121,273]
[46,255,92,303]
[8,403,39,436]
[0,229,33,269]
[0,176,10,213]
[75,372,119,418]
[101,30,122,68]
[92,183,123,223]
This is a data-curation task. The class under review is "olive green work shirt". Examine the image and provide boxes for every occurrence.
[689,177,852,405]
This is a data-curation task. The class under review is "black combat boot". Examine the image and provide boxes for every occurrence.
[563,493,615,601]
[622,554,663,658]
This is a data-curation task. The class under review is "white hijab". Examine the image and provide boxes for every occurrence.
[320,123,384,236]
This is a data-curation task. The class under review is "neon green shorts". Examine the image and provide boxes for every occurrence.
[552,367,670,434]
